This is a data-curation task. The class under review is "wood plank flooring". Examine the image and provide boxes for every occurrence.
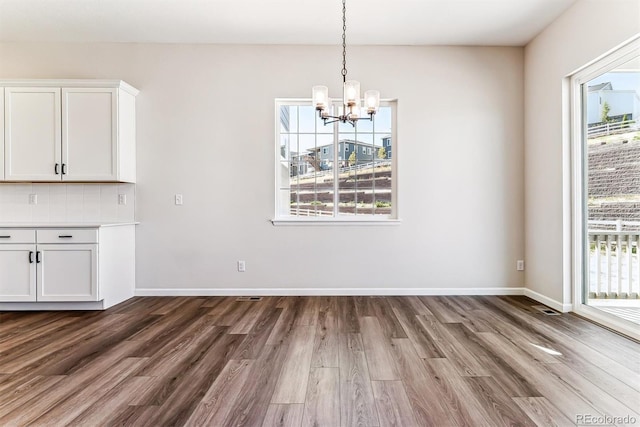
[0,296,639,426]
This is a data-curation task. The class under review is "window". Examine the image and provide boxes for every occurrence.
[275,99,396,222]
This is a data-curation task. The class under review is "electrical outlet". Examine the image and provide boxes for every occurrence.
[175,194,183,205]
[29,194,38,205]
[517,260,525,271]
[118,194,127,205]
[237,260,246,272]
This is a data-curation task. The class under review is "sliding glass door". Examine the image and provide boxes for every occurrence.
[573,40,640,337]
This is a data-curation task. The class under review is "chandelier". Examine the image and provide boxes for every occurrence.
[312,0,380,126]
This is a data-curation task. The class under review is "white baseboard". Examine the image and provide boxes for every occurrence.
[523,288,572,312]
[135,287,526,297]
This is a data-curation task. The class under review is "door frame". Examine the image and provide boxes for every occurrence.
[569,36,640,340]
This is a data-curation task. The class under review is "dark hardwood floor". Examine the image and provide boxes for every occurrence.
[0,296,638,426]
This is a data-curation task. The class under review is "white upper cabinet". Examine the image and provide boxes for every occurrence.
[0,88,4,179]
[1,80,138,183]
[4,87,62,181]
[63,88,118,181]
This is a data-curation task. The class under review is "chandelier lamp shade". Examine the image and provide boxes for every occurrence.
[312,0,380,126]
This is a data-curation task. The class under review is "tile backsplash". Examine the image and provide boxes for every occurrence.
[0,183,135,223]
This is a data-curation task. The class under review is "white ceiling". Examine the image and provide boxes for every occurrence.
[0,0,579,46]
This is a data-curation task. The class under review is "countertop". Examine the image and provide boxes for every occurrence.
[0,222,139,228]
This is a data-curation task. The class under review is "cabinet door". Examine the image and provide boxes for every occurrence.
[0,88,4,180]
[4,87,62,181]
[62,88,117,181]
[36,244,98,301]
[0,244,36,301]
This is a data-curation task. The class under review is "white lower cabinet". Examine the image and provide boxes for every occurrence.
[0,230,97,302]
[37,244,98,302]
[0,243,36,301]
[0,225,135,309]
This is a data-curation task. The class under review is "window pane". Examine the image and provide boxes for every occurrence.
[375,135,392,160]
[355,133,374,149]
[278,162,291,188]
[286,134,298,161]
[339,118,356,133]
[299,106,316,133]
[338,132,380,216]
[290,182,301,216]
[583,56,640,311]
[279,134,288,161]
[280,105,298,133]
[356,116,374,133]
[317,134,334,172]
[375,106,392,134]
[316,114,333,133]
[373,159,392,216]
[277,189,292,216]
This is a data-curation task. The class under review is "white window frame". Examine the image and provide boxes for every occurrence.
[568,36,639,340]
[273,98,399,226]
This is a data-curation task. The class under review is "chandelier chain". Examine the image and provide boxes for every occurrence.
[341,0,347,81]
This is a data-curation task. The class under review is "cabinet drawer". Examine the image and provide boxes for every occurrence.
[37,229,98,244]
[0,230,36,244]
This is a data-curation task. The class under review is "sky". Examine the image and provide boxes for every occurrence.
[588,71,640,93]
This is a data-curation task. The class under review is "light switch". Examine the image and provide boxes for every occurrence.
[175,194,183,205]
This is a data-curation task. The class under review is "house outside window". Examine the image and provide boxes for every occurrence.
[382,136,392,159]
[275,99,396,221]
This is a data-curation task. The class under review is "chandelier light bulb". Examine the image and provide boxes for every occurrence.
[364,90,380,114]
[312,85,329,110]
[343,80,360,107]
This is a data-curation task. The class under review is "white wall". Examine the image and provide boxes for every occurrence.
[0,43,524,292]
[524,0,640,304]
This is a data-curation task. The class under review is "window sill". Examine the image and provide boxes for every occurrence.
[271,218,402,226]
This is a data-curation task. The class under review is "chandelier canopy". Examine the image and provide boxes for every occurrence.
[312,0,380,126]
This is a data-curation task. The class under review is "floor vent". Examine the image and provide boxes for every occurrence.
[532,305,561,316]
[236,296,263,302]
